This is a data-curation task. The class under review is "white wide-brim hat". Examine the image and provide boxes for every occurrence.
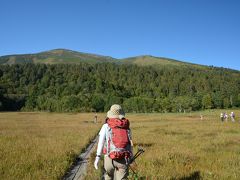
[107,104,125,119]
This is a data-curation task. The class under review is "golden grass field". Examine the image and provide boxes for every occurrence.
[1,110,240,180]
[86,110,240,180]
[0,112,103,180]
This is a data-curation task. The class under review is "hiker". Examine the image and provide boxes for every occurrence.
[94,113,98,123]
[230,112,235,122]
[94,104,133,180]
[224,113,228,121]
[220,112,224,122]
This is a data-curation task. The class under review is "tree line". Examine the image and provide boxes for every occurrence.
[0,63,240,113]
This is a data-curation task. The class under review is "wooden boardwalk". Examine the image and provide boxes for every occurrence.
[63,135,99,180]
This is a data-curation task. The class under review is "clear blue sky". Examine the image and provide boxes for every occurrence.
[0,0,239,70]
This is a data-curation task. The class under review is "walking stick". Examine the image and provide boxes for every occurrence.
[126,147,145,174]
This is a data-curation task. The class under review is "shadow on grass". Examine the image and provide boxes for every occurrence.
[177,171,201,180]
[134,143,154,147]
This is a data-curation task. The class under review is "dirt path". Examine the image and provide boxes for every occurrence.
[63,135,99,180]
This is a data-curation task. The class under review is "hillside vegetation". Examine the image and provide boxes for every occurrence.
[0,60,239,112]
[121,55,196,67]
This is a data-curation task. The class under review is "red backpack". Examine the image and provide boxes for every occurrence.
[105,118,132,160]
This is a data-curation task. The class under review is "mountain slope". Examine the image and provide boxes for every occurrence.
[0,49,238,72]
[119,55,209,70]
[0,49,116,65]
[120,55,185,66]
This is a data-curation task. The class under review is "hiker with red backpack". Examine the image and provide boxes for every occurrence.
[94,104,133,180]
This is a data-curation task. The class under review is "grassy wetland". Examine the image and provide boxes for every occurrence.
[1,110,240,179]
[87,109,240,180]
[0,112,103,180]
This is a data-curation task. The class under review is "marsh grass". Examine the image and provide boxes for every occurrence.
[0,112,103,180]
[86,110,240,180]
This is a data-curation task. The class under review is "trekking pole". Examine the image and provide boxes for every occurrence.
[127,146,145,166]
[127,146,145,176]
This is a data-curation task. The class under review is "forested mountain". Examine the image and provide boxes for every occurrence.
[0,49,240,112]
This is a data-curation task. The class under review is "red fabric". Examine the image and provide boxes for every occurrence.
[107,118,129,129]
[107,118,131,159]
[108,118,130,148]
[109,151,131,159]
[112,128,129,148]
[102,147,107,154]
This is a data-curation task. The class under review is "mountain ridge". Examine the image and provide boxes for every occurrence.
[0,48,238,71]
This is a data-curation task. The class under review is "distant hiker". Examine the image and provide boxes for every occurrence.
[224,113,228,121]
[220,112,224,122]
[200,114,203,120]
[94,104,133,180]
[94,113,98,123]
[230,112,235,122]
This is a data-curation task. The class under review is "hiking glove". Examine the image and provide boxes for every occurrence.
[94,156,100,170]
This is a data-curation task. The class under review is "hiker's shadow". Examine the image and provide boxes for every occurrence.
[178,171,201,180]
